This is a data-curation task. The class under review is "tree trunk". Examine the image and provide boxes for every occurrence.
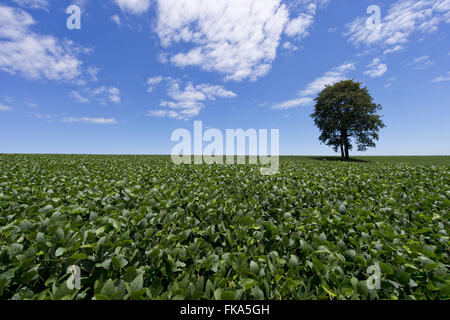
[340,129,345,161]
[342,129,349,162]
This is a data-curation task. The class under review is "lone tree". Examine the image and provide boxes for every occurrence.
[311,80,385,161]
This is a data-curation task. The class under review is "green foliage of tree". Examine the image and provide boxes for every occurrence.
[311,80,385,161]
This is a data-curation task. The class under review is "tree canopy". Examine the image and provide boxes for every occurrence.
[311,80,385,161]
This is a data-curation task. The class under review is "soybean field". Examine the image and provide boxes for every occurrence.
[0,154,448,300]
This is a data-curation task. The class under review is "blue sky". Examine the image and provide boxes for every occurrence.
[0,0,449,155]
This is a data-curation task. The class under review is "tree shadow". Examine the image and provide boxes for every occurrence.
[307,156,369,163]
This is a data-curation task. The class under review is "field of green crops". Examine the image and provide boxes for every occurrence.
[0,154,449,300]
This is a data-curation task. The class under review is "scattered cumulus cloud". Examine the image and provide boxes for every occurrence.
[114,0,151,14]
[345,0,450,54]
[282,41,299,51]
[194,84,237,100]
[107,87,121,103]
[0,5,91,82]
[62,117,119,125]
[86,67,100,81]
[270,62,355,110]
[71,0,90,11]
[12,0,49,10]
[0,103,13,112]
[110,13,135,29]
[111,0,328,81]
[385,76,397,88]
[383,45,404,55]
[29,112,117,125]
[432,71,450,82]
[1,97,39,111]
[364,58,388,78]
[153,0,327,81]
[408,55,435,69]
[111,14,121,26]
[32,112,53,120]
[69,91,90,103]
[299,63,356,96]
[272,97,313,110]
[69,86,121,105]
[147,76,163,92]
[147,77,236,120]
[157,53,169,64]
[284,13,314,38]
[148,110,180,119]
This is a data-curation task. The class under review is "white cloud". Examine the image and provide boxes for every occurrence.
[111,14,121,26]
[364,58,388,78]
[270,62,355,110]
[62,117,119,125]
[147,78,236,119]
[114,0,151,14]
[408,55,434,69]
[147,110,179,118]
[69,91,89,103]
[0,5,84,81]
[155,0,326,81]
[432,71,450,82]
[32,112,53,120]
[73,0,90,11]
[195,84,237,99]
[69,86,121,105]
[383,45,404,55]
[157,53,168,64]
[272,97,313,110]
[12,0,49,10]
[86,66,99,81]
[108,87,121,103]
[385,76,397,88]
[284,13,314,38]
[282,41,299,51]
[147,76,163,92]
[0,103,13,112]
[345,0,450,53]
[299,63,355,96]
